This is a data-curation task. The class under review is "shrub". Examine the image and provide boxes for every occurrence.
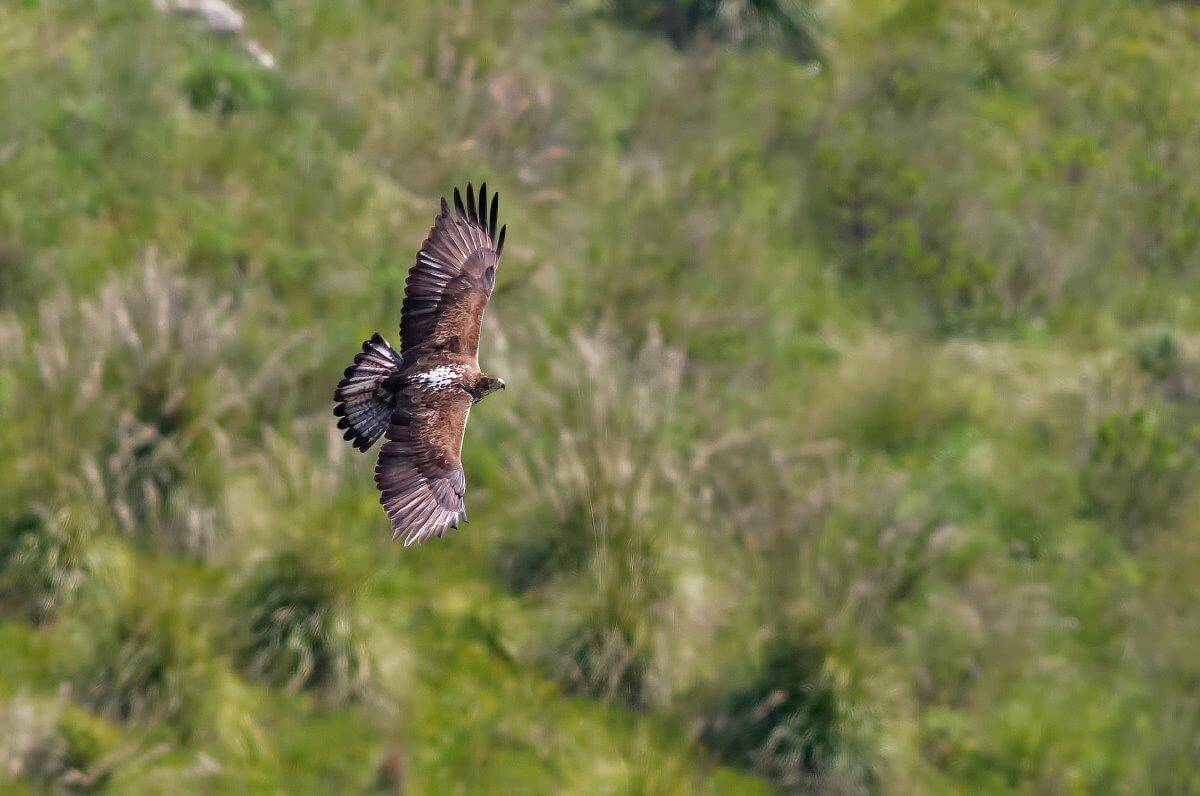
[1135,331,1180,383]
[68,591,205,730]
[0,697,119,792]
[182,50,277,115]
[492,499,593,595]
[543,546,669,709]
[0,509,89,626]
[697,631,872,791]
[1081,408,1198,546]
[226,549,369,704]
[500,325,696,707]
[1133,330,1191,399]
[810,126,1010,332]
[2,259,305,559]
[604,0,821,61]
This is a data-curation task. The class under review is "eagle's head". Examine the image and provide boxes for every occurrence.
[471,373,506,402]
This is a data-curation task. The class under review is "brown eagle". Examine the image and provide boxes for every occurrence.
[333,183,507,545]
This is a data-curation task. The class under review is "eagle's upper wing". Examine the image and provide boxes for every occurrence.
[400,182,506,359]
[374,385,471,546]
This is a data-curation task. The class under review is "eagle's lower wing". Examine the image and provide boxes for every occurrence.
[374,386,471,546]
[400,182,506,360]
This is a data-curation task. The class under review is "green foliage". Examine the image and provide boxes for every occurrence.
[1135,330,1180,383]
[227,549,369,704]
[604,0,821,60]
[698,633,852,789]
[1081,408,1198,546]
[0,697,119,792]
[0,510,89,626]
[812,127,1007,330]
[182,51,278,115]
[68,590,205,730]
[807,0,1200,332]
[1,0,1200,790]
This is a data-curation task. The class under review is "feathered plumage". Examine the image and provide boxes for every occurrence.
[333,182,507,545]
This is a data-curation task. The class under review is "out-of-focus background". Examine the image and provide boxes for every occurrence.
[1,0,1199,791]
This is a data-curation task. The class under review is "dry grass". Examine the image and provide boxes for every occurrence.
[1,256,308,559]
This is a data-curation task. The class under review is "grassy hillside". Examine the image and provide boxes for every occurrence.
[2,0,1200,792]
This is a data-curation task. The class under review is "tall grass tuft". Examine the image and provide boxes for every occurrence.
[67,587,206,731]
[696,630,864,792]
[0,508,90,626]
[0,696,120,792]
[1,257,305,559]
[499,324,703,707]
[1081,407,1199,547]
[604,0,821,61]
[226,547,369,704]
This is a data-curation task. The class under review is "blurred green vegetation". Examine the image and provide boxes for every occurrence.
[2,0,1200,791]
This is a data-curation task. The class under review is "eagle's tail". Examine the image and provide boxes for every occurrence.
[333,333,402,452]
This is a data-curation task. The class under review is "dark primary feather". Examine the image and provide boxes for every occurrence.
[400,181,506,358]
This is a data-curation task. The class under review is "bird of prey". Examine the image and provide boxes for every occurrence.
[333,183,507,545]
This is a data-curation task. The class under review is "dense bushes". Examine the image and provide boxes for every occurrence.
[811,128,1009,331]
[183,49,278,115]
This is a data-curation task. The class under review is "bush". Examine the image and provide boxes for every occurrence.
[697,632,871,791]
[1135,332,1180,383]
[226,549,369,704]
[811,126,1009,331]
[1081,408,1198,547]
[67,584,206,730]
[0,697,119,792]
[604,0,821,60]
[1133,330,1192,399]
[0,509,89,626]
[182,50,277,115]
[551,616,654,708]
[500,326,697,707]
[493,527,590,596]
[2,260,305,559]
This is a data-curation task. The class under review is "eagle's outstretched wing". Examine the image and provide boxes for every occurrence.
[375,386,471,546]
[400,182,506,358]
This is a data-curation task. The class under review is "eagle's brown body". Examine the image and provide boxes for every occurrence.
[333,183,506,545]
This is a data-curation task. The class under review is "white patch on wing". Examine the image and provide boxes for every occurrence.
[412,365,467,390]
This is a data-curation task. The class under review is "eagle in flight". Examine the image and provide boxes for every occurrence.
[333,183,507,545]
